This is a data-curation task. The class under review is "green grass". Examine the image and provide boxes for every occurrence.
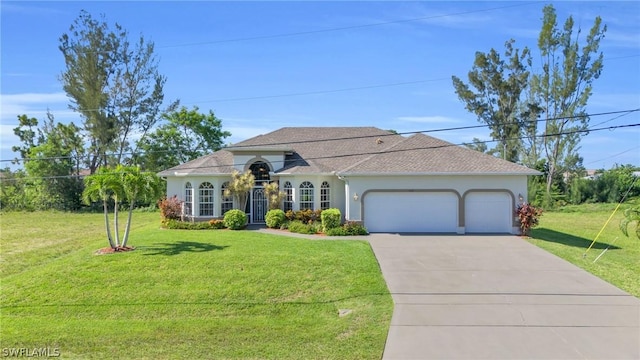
[528,201,640,298]
[0,212,393,359]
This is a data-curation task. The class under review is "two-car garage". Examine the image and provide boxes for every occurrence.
[363,190,514,234]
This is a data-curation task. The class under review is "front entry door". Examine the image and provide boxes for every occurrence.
[252,187,267,223]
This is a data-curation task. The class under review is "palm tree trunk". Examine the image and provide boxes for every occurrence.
[103,200,115,249]
[113,199,120,248]
[122,201,135,248]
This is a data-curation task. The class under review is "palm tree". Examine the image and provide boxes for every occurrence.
[120,165,162,247]
[620,207,640,240]
[82,167,120,249]
[224,170,255,211]
[83,165,161,250]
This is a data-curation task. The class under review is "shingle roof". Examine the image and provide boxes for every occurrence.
[158,127,539,176]
[157,150,235,176]
[342,133,539,175]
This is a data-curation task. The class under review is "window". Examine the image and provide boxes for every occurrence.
[320,181,330,210]
[220,181,233,215]
[249,161,270,184]
[184,182,193,216]
[283,181,293,212]
[299,181,314,210]
[199,182,214,216]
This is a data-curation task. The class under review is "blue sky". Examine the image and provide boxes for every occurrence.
[1,1,639,170]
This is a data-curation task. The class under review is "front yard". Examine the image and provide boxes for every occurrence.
[529,202,640,298]
[0,212,393,359]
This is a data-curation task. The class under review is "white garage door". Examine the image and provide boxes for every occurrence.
[364,192,458,233]
[465,192,512,233]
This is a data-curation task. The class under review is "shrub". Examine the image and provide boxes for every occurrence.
[620,206,640,239]
[516,203,543,235]
[163,219,218,230]
[208,219,226,229]
[285,210,295,221]
[265,209,286,229]
[321,208,341,232]
[326,221,369,236]
[291,209,323,223]
[287,220,317,234]
[158,195,182,221]
[325,227,348,236]
[224,209,247,230]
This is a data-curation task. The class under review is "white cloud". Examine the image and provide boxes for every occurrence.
[0,124,17,142]
[605,31,640,49]
[1,92,71,123]
[0,3,67,16]
[419,11,494,29]
[589,93,640,110]
[2,92,68,104]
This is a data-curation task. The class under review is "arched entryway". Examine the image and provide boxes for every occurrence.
[248,161,270,223]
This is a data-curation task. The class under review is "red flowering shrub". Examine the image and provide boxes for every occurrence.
[516,203,543,235]
[158,195,182,221]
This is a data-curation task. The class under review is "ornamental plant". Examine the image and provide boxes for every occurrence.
[158,195,182,221]
[320,208,341,232]
[516,203,543,236]
[326,221,369,236]
[224,209,247,230]
[265,209,286,229]
[619,206,640,239]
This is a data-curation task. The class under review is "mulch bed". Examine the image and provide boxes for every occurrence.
[94,246,136,255]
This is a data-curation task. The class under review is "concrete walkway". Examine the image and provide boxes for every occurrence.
[368,234,640,360]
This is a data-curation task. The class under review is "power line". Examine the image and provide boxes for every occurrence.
[3,108,638,164]
[585,146,640,165]
[157,2,540,49]
[67,2,540,60]
[3,122,637,182]
[591,109,635,127]
[187,78,450,104]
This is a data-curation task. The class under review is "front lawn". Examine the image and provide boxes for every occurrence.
[529,202,640,297]
[0,211,393,359]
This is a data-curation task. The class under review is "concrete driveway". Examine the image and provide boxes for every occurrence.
[368,234,640,360]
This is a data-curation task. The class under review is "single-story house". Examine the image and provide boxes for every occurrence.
[158,127,539,234]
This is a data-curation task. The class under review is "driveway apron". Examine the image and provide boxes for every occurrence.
[368,234,640,360]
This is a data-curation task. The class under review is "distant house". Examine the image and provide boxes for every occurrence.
[583,169,600,180]
[159,127,539,234]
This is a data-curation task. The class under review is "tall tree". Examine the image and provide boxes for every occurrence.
[13,112,85,210]
[452,39,532,162]
[59,10,172,173]
[12,115,43,164]
[532,4,606,200]
[135,106,231,171]
[463,137,490,154]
